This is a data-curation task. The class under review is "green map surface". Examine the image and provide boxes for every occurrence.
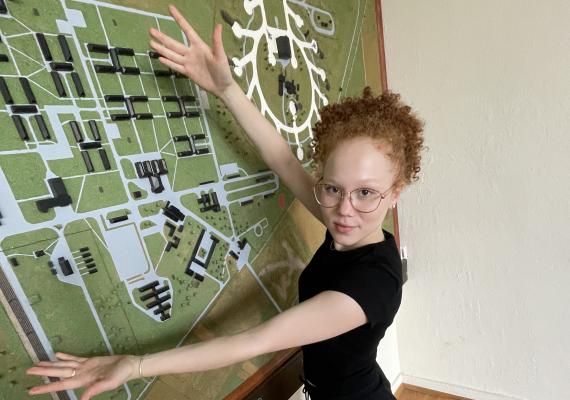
[0,0,383,399]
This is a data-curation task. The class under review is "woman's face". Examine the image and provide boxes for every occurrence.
[319,136,401,251]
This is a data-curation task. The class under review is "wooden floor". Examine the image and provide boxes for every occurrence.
[396,384,472,400]
[398,388,450,400]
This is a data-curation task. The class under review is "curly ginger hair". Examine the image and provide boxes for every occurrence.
[311,87,425,188]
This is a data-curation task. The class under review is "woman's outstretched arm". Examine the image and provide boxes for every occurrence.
[149,5,322,222]
[27,291,367,399]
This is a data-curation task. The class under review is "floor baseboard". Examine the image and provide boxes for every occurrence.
[391,372,404,395]
[400,375,526,400]
[397,383,472,399]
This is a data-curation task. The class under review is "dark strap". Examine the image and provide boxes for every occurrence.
[299,374,316,399]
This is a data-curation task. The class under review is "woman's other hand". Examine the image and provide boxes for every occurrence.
[26,352,139,400]
[149,5,235,98]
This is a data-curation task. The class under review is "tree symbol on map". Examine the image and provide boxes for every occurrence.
[224,0,330,162]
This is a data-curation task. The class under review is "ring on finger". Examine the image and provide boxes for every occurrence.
[69,368,76,378]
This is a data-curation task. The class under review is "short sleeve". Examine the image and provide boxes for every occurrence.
[329,264,402,327]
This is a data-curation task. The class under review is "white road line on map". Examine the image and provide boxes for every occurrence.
[226,179,277,195]
[223,257,232,282]
[28,77,59,100]
[5,253,35,258]
[85,218,109,251]
[2,33,22,76]
[154,248,166,273]
[30,169,120,184]
[10,14,34,35]
[64,73,79,110]
[3,136,36,155]
[150,118,161,152]
[26,67,46,79]
[4,32,32,39]
[86,56,111,61]
[344,0,368,95]
[71,0,174,20]
[228,211,237,237]
[75,175,87,212]
[153,228,169,272]
[246,262,282,313]
[45,238,59,253]
[171,157,179,190]
[338,0,361,101]
[361,29,367,85]
[204,271,223,288]
[15,193,51,202]
[226,184,276,205]
[7,43,45,69]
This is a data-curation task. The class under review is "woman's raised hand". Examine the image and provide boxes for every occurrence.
[26,352,139,400]
[149,5,235,98]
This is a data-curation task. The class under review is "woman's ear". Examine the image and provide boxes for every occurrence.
[389,183,405,207]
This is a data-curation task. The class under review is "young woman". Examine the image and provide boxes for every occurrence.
[27,5,424,400]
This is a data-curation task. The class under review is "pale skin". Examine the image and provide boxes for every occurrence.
[26,5,403,399]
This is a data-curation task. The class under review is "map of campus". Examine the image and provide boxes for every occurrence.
[0,1,382,399]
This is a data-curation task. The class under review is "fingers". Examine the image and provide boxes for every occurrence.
[149,40,185,65]
[55,352,87,362]
[28,375,82,395]
[149,27,187,54]
[35,360,80,369]
[168,5,201,44]
[212,24,227,60]
[158,57,186,75]
[27,366,76,379]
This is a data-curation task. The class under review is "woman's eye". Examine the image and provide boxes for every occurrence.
[325,185,338,193]
[358,189,376,197]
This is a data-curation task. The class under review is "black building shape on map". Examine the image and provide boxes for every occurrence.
[135,159,168,194]
[276,36,292,60]
[197,191,221,212]
[138,280,171,321]
[185,229,220,282]
[36,178,72,213]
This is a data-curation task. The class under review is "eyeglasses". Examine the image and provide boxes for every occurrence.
[313,178,393,213]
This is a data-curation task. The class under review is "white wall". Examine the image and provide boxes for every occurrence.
[377,324,402,391]
[382,0,570,399]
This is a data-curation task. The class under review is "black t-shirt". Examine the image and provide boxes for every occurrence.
[298,229,403,400]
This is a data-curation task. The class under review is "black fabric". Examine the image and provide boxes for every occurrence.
[298,229,403,399]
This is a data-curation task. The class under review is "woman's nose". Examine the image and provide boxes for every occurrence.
[337,194,356,215]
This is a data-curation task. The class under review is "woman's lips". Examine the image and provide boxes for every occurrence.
[333,223,355,234]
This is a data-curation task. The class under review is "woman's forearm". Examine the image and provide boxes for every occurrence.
[219,81,294,172]
[133,329,263,379]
